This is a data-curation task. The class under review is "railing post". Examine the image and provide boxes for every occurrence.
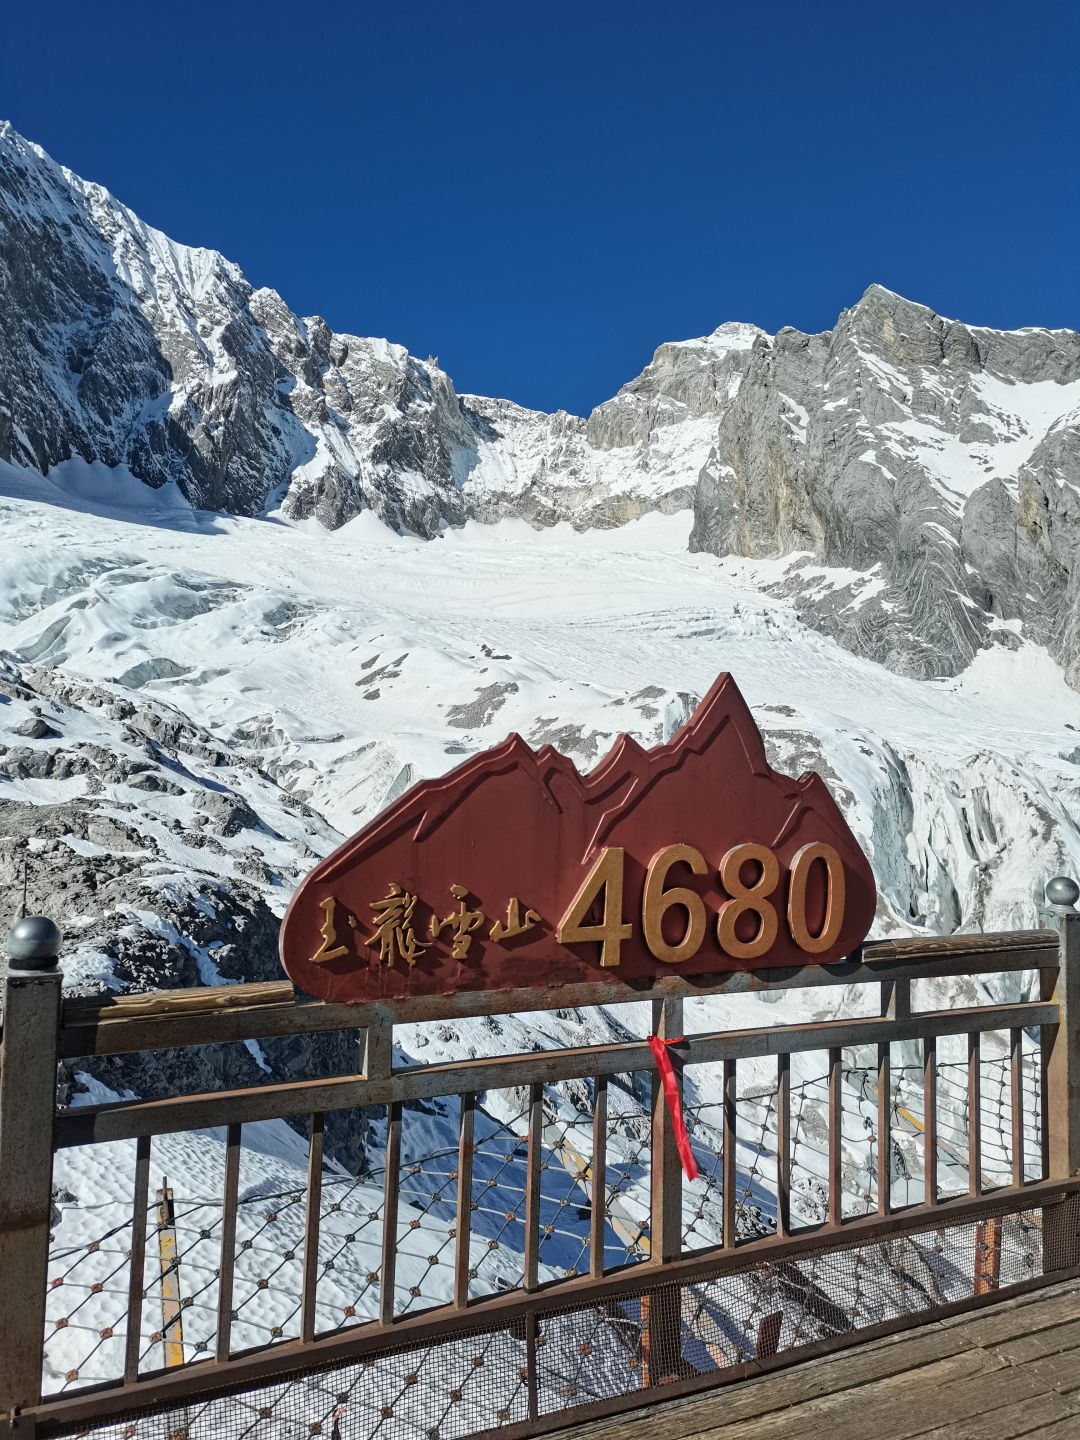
[0,918,63,1422]
[1041,877,1080,1274]
[643,997,684,1385]
[649,997,684,1263]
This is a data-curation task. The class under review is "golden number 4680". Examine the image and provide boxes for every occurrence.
[557,842,846,967]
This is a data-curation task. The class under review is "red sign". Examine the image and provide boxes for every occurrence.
[280,674,876,1003]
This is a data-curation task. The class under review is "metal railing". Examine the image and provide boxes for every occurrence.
[1,894,1079,1439]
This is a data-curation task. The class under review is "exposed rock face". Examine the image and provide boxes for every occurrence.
[1,118,1078,690]
[687,288,1080,681]
[0,122,710,539]
[0,652,376,1164]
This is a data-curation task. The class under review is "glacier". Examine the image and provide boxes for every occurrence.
[0,119,1077,1402]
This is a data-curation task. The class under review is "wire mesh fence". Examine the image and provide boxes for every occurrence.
[47,1191,1068,1440]
[43,1044,1044,1399]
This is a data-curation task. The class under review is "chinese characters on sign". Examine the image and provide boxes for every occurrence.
[368,884,427,968]
[308,838,846,975]
[310,885,543,969]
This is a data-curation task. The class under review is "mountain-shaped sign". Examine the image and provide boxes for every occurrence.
[280,674,877,1003]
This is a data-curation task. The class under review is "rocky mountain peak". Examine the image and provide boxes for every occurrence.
[1,121,1078,689]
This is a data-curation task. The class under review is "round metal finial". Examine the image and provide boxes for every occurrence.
[6,915,62,970]
[1046,876,1080,910]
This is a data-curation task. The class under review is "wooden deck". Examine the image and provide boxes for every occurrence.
[548,1281,1080,1440]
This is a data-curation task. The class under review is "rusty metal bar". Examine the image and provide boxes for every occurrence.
[55,930,1058,1058]
[1011,1027,1025,1190]
[300,1114,324,1344]
[776,1052,790,1238]
[123,1135,152,1385]
[215,1124,241,1362]
[56,999,1059,1150]
[453,1094,474,1308]
[1042,903,1080,1271]
[1041,1024,1052,1183]
[756,1310,783,1360]
[968,1032,982,1198]
[525,1309,539,1421]
[1043,907,1080,1180]
[0,963,62,1414]
[878,1041,891,1217]
[973,1214,1003,1296]
[828,1047,842,1227]
[924,1036,938,1205]
[722,1058,737,1249]
[379,1102,401,1326]
[26,1176,1080,1435]
[524,1083,543,1292]
[590,1075,607,1278]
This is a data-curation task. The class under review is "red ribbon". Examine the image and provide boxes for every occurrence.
[647,1035,699,1182]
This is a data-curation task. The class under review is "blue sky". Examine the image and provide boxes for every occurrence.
[6,1,1077,415]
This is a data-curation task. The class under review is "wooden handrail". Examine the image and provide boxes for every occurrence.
[52,928,1059,1059]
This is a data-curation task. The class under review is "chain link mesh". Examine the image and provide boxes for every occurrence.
[43,1045,1045,1394]
[51,1193,1072,1440]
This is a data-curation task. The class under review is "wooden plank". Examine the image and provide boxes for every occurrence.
[864,929,1055,962]
[844,1391,1075,1440]
[706,1352,1052,1440]
[58,1000,1059,1148]
[1018,1420,1080,1440]
[55,931,1058,1057]
[951,1285,1080,1347]
[874,1364,1059,1440]
[987,1312,1080,1363]
[1015,1347,1080,1394]
[686,1350,999,1438]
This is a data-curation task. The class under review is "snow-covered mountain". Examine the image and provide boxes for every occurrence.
[3,121,1079,688]
[2,111,1079,1034]
[5,486,1062,1396]
[2,122,1079,1378]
